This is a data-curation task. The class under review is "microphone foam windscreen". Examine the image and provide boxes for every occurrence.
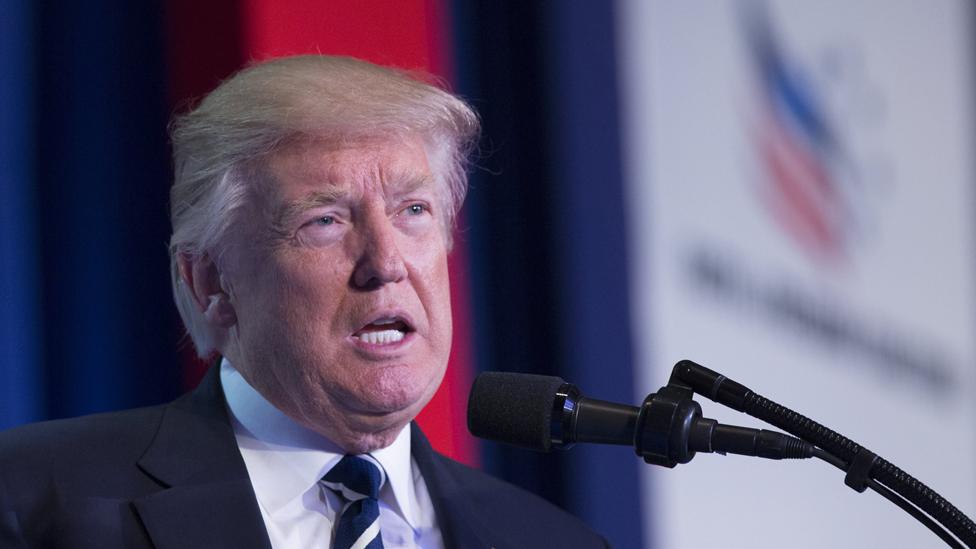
[467,371,566,452]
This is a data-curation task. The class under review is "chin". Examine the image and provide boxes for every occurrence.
[349,362,441,412]
[320,398,421,454]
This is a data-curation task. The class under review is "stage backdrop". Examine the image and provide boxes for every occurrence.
[619,0,976,547]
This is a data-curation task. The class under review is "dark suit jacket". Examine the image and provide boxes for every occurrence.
[0,367,607,548]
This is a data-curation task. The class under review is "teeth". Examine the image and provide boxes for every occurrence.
[358,329,405,345]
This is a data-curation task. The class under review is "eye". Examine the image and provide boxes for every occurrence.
[314,215,336,226]
[401,203,428,216]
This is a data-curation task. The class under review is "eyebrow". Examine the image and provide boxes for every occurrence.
[272,188,346,230]
[390,174,437,199]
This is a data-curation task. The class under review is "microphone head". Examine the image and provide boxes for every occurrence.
[467,371,567,452]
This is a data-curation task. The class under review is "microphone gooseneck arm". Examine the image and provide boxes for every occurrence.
[669,360,975,548]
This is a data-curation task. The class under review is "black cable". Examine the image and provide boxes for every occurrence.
[812,446,846,469]
[743,392,976,547]
[868,479,964,549]
[814,448,964,548]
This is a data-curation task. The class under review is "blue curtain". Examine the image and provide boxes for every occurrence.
[0,0,41,430]
[452,2,644,546]
[1,1,181,428]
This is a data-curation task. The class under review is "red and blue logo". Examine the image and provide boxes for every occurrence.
[743,4,875,267]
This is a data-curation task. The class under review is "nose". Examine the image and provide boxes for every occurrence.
[351,213,407,290]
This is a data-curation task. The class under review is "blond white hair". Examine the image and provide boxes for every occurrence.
[169,55,479,357]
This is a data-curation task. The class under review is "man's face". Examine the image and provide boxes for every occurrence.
[220,135,452,452]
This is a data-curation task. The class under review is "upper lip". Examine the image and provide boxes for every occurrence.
[353,309,417,334]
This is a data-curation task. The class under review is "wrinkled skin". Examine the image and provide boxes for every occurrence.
[193,136,452,453]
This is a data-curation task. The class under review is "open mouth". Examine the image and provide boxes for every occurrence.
[353,317,414,346]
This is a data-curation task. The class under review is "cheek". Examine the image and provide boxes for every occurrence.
[235,251,348,343]
[419,248,453,340]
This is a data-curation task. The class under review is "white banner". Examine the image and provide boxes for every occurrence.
[619,1,976,547]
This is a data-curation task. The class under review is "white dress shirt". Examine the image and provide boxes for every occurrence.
[220,359,444,548]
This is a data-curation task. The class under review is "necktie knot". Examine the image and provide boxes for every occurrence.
[322,454,385,500]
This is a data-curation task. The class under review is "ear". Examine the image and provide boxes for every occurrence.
[177,251,238,328]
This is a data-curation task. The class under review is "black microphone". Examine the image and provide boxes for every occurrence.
[467,371,815,465]
[466,372,637,452]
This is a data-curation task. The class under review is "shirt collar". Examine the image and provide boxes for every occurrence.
[219,359,418,528]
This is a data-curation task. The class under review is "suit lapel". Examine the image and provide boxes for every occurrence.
[133,366,272,549]
[133,481,269,549]
[411,424,494,549]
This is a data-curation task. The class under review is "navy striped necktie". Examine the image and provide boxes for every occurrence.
[322,455,385,549]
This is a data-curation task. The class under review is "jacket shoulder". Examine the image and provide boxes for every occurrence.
[0,405,168,497]
[0,405,166,461]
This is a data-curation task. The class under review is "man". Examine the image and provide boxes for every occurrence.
[0,56,607,548]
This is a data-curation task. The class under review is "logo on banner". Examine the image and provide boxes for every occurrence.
[742,3,884,267]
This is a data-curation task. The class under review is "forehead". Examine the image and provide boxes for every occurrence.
[262,135,434,199]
